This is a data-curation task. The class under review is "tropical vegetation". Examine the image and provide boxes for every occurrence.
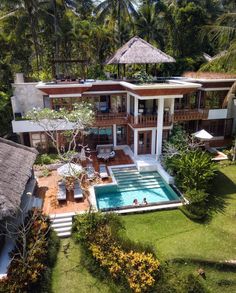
[0,0,235,136]
[162,125,218,220]
[72,212,206,293]
[0,209,60,293]
[52,164,236,293]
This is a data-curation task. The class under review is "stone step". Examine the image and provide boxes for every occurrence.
[57,231,71,238]
[118,181,165,188]
[49,212,76,219]
[51,221,72,229]
[53,226,71,233]
[52,217,72,224]
[118,185,163,192]
[116,178,163,184]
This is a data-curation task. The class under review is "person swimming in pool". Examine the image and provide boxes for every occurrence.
[142,198,148,205]
[133,199,138,205]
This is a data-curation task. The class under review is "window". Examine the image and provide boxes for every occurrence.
[31,132,47,150]
[117,125,127,145]
[204,91,227,109]
[51,97,80,111]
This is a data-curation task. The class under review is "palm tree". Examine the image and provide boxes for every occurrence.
[0,0,47,75]
[95,0,138,46]
[201,12,236,106]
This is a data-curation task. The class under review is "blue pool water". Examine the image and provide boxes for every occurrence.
[95,167,180,210]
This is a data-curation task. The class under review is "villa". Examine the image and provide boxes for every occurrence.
[11,73,236,157]
[7,37,236,237]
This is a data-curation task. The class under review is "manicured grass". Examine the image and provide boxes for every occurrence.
[122,164,236,292]
[51,238,117,293]
[51,165,236,293]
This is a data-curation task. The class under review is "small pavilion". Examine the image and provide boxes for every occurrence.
[106,36,175,78]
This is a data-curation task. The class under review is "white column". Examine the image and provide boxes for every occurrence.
[170,98,175,115]
[134,96,139,124]
[156,98,164,159]
[151,129,156,155]
[134,129,138,156]
[113,124,117,147]
[127,93,130,114]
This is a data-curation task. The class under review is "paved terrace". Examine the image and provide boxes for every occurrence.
[37,150,133,214]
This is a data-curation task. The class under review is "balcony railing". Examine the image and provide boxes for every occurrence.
[95,112,128,125]
[128,114,172,127]
[174,109,209,122]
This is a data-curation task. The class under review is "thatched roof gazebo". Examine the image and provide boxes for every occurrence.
[0,138,38,220]
[106,36,175,77]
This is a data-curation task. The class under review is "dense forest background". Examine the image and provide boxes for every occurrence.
[0,0,235,136]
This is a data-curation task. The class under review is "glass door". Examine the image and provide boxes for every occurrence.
[138,131,152,155]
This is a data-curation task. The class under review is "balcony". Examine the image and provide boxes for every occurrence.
[95,112,129,126]
[174,109,209,122]
[128,113,172,128]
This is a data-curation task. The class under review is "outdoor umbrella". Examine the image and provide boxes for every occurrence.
[192,129,213,140]
[57,163,83,177]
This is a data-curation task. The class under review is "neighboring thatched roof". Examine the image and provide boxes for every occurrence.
[106,36,175,64]
[183,71,236,79]
[0,138,38,220]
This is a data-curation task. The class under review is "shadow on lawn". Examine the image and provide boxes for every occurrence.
[207,170,236,215]
[170,258,236,273]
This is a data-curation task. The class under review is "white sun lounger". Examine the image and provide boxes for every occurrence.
[57,181,66,201]
[74,181,83,199]
[99,164,109,179]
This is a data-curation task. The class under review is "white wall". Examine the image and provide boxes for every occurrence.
[12,119,81,133]
[207,109,228,120]
[11,83,44,116]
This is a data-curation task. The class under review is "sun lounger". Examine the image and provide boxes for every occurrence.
[74,181,83,199]
[99,164,109,179]
[57,181,66,201]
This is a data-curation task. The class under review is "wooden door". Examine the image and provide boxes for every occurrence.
[138,131,152,155]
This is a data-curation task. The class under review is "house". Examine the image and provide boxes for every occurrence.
[10,72,236,156]
[0,138,40,277]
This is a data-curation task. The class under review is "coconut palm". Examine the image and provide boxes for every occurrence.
[95,0,138,45]
[201,12,236,106]
[0,0,48,74]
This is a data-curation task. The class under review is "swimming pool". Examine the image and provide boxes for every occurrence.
[95,166,181,210]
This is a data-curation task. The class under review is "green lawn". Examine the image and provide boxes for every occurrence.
[51,165,236,293]
[51,238,118,293]
[122,164,236,292]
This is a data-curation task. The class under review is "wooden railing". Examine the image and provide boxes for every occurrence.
[95,112,128,125]
[128,114,172,127]
[174,109,209,122]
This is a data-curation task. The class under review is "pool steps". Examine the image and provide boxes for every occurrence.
[112,169,165,192]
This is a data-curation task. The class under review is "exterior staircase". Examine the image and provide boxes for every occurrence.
[50,212,74,238]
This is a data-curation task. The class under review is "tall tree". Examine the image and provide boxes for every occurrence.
[95,0,138,46]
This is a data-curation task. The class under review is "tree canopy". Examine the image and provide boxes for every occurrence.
[0,0,235,136]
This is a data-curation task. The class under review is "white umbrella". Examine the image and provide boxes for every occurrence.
[57,163,83,177]
[192,129,213,140]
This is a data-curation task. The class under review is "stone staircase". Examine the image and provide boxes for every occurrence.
[50,212,74,238]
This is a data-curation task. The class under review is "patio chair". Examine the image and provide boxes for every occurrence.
[86,162,96,180]
[99,164,109,179]
[97,147,105,159]
[109,150,116,159]
[74,181,83,200]
[57,181,66,201]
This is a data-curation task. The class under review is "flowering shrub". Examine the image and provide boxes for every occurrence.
[73,213,160,292]
[0,209,60,293]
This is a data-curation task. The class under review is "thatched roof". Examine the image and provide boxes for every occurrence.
[106,36,175,64]
[0,138,38,220]
[183,71,236,79]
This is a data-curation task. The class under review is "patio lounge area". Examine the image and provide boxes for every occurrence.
[37,149,133,215]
